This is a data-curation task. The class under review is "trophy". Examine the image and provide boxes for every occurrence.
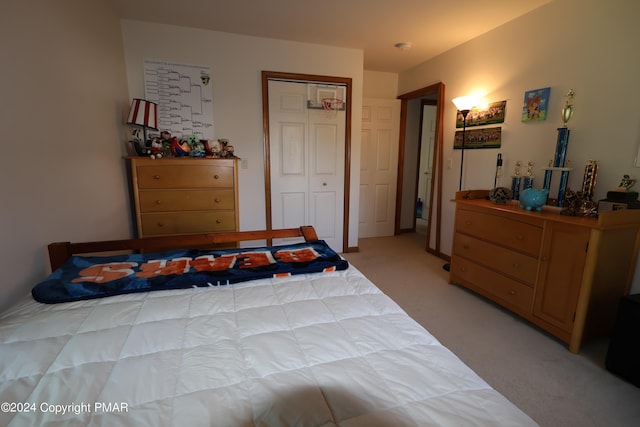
[511,161,522,201]
[561,89,575,127]
[523,161,534,190]
[543,89,576,207]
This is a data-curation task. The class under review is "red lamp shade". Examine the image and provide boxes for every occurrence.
[127,98,158,130]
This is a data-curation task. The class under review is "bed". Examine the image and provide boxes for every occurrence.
[0,227,537,426]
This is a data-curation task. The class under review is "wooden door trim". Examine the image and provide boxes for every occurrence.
[262,71,352,252]
[394,100,407,235]
[396,82,445,258]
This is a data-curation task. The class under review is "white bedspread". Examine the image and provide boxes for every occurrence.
[0,266,537,426]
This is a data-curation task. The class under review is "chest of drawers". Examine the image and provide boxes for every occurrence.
[450,192,640,353]
[127,157,239,237]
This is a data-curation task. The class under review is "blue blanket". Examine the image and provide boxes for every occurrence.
[32,240,348,304]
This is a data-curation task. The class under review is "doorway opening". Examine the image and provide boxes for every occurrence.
[416,99,437,237]
[395,82,446,259]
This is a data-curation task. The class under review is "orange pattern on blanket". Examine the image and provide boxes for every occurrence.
[136,258,191,278]
[274,272,292,278]
[275,248,319,263]
[235,251,274,268]
[71,262,137,283]
[190,255,237,272]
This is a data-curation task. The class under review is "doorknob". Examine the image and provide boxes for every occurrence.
[322,182,327,187]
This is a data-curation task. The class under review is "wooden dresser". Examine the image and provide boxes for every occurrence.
[127,157,239,237]
[450,191,640,353]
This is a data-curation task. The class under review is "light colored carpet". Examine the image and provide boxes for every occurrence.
[342,232,640,427]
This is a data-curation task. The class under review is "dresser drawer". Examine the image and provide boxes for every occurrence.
[455,209,542,256]
[138,189,235,213]
[136,164,235,189]
[451,256,534,315]
[453,233,538,286]
[140,211,237,235]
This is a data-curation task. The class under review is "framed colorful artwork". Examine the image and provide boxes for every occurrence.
[521,87,550,122]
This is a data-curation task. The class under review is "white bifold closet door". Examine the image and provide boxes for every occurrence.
[268,79,345,252]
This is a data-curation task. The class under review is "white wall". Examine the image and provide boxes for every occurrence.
[121,21,364,250]
[363,71,398,98]
[398,0,640,293]
[0,0,130,312]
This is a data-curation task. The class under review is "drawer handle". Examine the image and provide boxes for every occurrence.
[214,198,220,203]
[155,200,162,205]
[462,244,470,249]
[508,289,517,295]
[461,267,467,272]
[157,223,164,227]
[213,174,220,180]
[465,220,471,225]
[153,175,161,180]
[216,219,222,224]
[512,263,519,269]
[515,235,524,240]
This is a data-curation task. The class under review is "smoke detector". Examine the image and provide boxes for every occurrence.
[394,42,412,51]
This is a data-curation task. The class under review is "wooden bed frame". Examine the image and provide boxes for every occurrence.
[47,226,319,271]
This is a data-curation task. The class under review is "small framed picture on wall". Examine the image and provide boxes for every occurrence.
[522,87,550,122]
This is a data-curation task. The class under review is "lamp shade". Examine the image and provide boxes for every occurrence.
[452,96,478,112]
[127,98,158,129]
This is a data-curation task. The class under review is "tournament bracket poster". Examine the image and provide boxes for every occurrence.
[144,60,214,140]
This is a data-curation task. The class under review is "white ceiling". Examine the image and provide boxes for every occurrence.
[111,0,552,73]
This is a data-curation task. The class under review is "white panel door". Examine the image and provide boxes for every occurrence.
[359,98,400,238]
[268,80,345,251]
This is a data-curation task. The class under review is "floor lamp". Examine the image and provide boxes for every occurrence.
[443,96,478,272]
[452,96,479,190]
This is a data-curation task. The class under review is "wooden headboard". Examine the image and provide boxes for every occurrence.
[47,226,319,271]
